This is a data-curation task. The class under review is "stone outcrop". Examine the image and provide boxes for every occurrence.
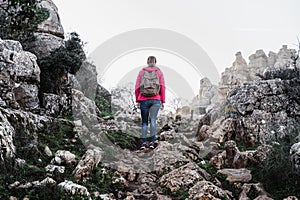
[219,52,250,98]
[73,147,103,182]
[197,45,300,113]
[0,38,40,111]
[24,0,65,58]
[58,180,91,199]
[217,168,252,183]
[290,142,300,172]
[74,61,111,113]
[198,76,300,147]
[192,77,219,113]
[1,107,52,159]
[188,180,231,200]
[159,162,203,193]
[0,110,16,160]
[239,183,271,200]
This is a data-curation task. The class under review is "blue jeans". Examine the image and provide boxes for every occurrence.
[140,99,161,143]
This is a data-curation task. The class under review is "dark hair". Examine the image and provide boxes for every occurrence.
[147,56,157,64]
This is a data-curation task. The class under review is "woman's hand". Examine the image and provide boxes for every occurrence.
[160,103,164,110]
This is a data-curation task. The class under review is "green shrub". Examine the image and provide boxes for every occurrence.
[95,95,112,115]
[258,143,300,199]
[38,32,86,96]
[86,165,125,197]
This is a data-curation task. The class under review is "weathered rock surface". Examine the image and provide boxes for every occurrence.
[239,183,270,200]
[159,162,203,193]
[73,61,111,113]
[24,0,65,58]
[198,76,300,147]
[219,51,250,99]
[58,180,90,199]
[188,180,231,200]
[73,146,103,181]
[290,142,300,172]
[0,107,52,159]
[0,38,40,111]
[0,109,15,160]
[217,168,252,183]
[196,45,299,113]
[192,77,219,112]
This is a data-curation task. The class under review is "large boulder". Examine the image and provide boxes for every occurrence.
[24,0,65,58]
[219,52,250,99]
[159,162,203,193]
[188,180,231,200]
[198,76,300,147]
[0,109,16,160]
[248,49,268,80]
[0,107,52,159]
[0,38,40,111]
[73,61,112,113]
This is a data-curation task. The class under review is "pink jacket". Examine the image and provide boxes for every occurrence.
[135,66,165,103]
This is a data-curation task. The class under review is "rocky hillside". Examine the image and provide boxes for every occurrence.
[0,0,300,200]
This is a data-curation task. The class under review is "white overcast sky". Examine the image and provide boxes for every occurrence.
[52,0,300,97]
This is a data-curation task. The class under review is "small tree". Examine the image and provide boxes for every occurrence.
[38,32,86,96]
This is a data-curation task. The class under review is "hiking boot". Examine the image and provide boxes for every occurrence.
[140,142,148,150]
[149,142,155,149]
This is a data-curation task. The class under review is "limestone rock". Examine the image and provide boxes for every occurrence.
[33,177,56,187]
[153,141,190,175]
[239,183,271,200]
[24,0,64,58]
[37,0,64,37]
[74,61,111,113]
[219,52,249,98]
[74,61,98,99]
[72,89,100,124]
[42,93,68,116]
[54,150,76,164]
[283,197,299,200]
[188,180,231,200]
[44,145,53,157]
[0,38,40,111]
[73,147,103,181]
[0,109,15,159]
[248,50,268,80]
[217,168,252,183]
[1,108,51,158]
[251,145,273,165]
[274,45,294,68]
[193,77,219,109]
[226,79,300,145]
[159,162,203,193]
[45,164,65,173]
[224,140,248,169]
[98,193,116,200]
[58,180,90,199]
[290,142,300,172]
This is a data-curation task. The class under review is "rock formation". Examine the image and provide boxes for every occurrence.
[23,0,65,59]
[196,45,300,114]
[0,39,40,111]
[192,77,219,114]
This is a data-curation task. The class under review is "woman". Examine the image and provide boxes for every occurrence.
[135,56,165,150]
